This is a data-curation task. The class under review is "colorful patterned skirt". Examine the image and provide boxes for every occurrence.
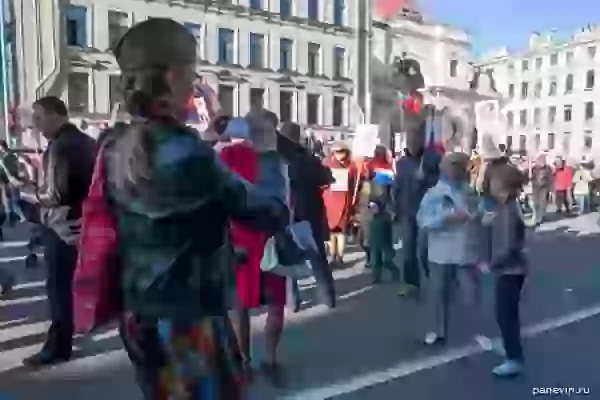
[120,314,248,399]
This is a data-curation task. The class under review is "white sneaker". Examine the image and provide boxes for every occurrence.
[424,332,441,345]
[475,335,493,351]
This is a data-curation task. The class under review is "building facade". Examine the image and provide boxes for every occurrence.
[13,0,362,128]
[370,8,498,150]
[478,25,600,159]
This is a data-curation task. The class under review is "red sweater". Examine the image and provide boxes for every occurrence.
[554,166,573,191]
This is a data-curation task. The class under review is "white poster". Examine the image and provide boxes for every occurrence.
[351,124,380,157]
[475,100,501,139]
[330,168,349,191]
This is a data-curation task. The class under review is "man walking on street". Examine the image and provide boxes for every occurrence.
[22,97,96,366]
[394,122,441,298]
[530,154,553,225]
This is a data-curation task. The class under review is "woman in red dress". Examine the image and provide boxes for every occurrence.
[217,116,287,385]
[322,142,361,266]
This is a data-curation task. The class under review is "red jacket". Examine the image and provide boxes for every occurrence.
[218,141,266,309]
[554,166,573,191]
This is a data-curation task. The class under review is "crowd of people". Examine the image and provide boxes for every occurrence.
[0,17,577,399]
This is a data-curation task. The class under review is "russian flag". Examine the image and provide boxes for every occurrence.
[373,168,395,186]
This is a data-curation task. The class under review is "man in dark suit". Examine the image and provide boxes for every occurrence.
[22,96,96,366]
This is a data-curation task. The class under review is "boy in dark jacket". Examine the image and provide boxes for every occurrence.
[368,199,400,284]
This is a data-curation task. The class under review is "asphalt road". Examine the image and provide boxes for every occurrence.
[0,214,600,399]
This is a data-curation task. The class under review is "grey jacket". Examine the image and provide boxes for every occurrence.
[485,199,528,275]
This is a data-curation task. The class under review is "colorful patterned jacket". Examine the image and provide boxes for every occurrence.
[103,123,288,320]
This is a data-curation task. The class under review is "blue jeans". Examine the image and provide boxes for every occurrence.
[575,194,589,214]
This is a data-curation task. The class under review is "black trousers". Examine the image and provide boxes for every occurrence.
[495,274,525,361]
[43,228,78,353]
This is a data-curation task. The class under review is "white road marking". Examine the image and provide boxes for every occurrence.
[0,241,30,249]
[283,303,600,400]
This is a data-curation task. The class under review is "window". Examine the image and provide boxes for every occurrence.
[249,33,264,68]
[506,135,513,150]
[535,57,542,70]
[183,22,202,57]
[533,108,541,126]
[534,80,542,98]
[586,70,595,90]
[250,0,262,10]
[184,23,202,57]
[67,72,88,114]
[65,6,87,47]
[507,62,514,72]
[307,94,320,125]
[218,28,235,64]
[548,78,557,96]
[307,43,320,76]
[279,91,293,122]
[564,105,572,122]
[550,53,558,65]
[565,74,574,93]
[585,101,594,120]
[520,82,528,99]
[449,59,458,77]
[506,111,514,129]
[521,59,529,71]
[109,75,121,111]
[107,11,129,50]
[519,109,527,127]
[588,46,596,59]
[308,0,318,21]
[543,133,555,151]
[279,38,293,70]
[519,135,527,151]
[548,106,556,125]
[508,83,515,98]
[333,96,344,126]
[250,88,264,107]
[218,85,234,116]
[333,0,345,25]
[566,51,574,65]
[534,133,541,150]
[280,0,291,18]
[584,131,593,150]
[333,47,345,78]
[562,132,571,154]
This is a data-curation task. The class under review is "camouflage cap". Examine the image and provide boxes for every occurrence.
[113,18,197,71]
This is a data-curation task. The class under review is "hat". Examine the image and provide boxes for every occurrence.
[280,122,302,143]
[113,18,196,71]
[479,133,503,161]
[331,141,349,152]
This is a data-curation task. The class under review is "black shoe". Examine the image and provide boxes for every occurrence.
[0,276,14,297]
[23,349,71,367]
[25,253,38,269]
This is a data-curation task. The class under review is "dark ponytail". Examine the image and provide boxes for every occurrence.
[114,66,171,194]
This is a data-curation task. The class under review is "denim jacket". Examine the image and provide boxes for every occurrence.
[417,180,482,266]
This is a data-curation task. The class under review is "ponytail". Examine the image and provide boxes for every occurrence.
[113,67,171,194]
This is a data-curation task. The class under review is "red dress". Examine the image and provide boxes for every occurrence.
[219,141,286,308]
[323,156,359,231]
